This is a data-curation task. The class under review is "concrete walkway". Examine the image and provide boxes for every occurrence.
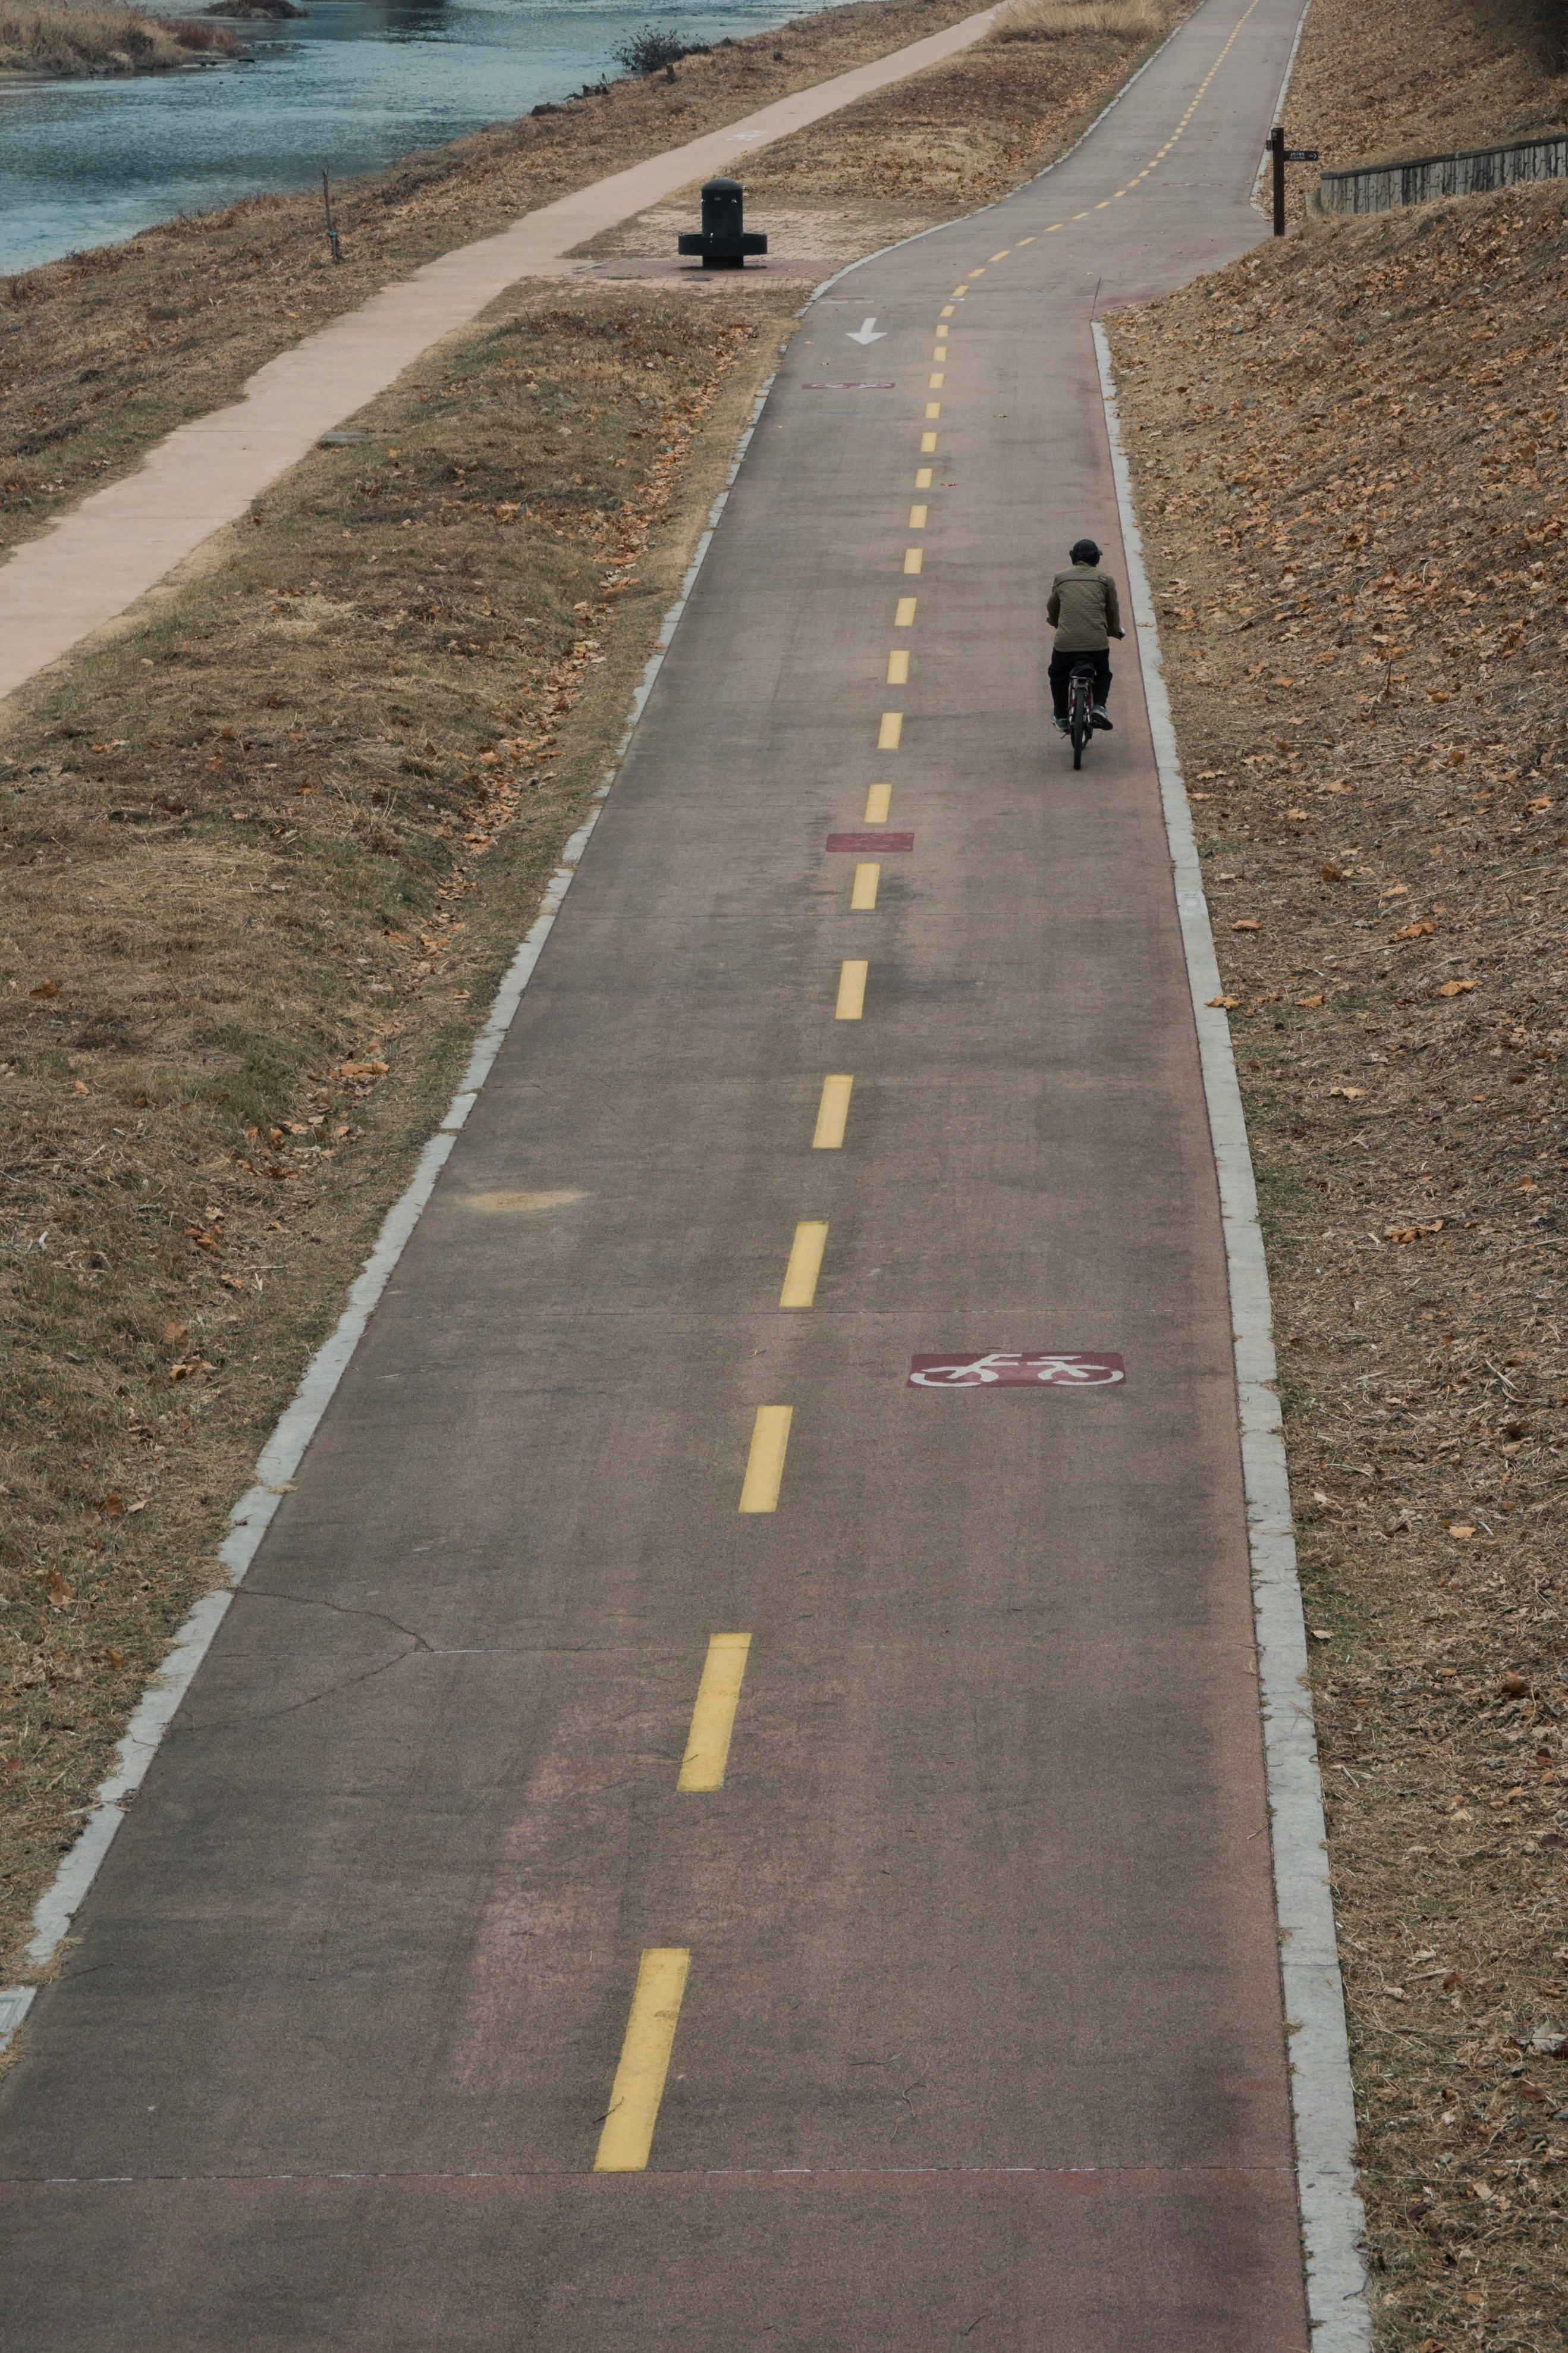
[0,4,996,707]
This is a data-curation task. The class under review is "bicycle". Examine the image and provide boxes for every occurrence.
[1066,657,1098,770]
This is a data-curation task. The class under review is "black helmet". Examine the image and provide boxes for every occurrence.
[1070,538,1101,565]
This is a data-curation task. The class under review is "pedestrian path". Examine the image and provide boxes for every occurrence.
[0,4,997,707]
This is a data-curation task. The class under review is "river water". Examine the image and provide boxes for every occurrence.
[1,0,829,274]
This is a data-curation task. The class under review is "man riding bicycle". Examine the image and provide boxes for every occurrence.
[1048,538,1124,735]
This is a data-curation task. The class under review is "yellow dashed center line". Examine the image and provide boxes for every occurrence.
[779,1221,828,1310]
[928,372,945,390]
[878,708,904,747]
[835,959,868,1020]
[913,466,932,488]
[812,1075,854,1150]
[920,431,938,453]
[850,861,880,909]
[886,650,909,685]
[739,1404,794,1508]
[864,783,891,821]
[894,598,916,627]
[903,548,922,576]
[594,1950,690,2172]
[678,1634,752,1788]
[925,401,941,420]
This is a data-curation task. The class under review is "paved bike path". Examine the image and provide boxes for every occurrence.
[1,2,1321,2345]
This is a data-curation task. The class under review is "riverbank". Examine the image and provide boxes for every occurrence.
[0,0,238,76]
[0,0,1192,565]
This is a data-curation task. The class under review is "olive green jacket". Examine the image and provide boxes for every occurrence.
[1047,563,1123,652]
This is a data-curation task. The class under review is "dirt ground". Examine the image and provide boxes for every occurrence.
[1108,0,1568,2338]
[0,0,1192,1979]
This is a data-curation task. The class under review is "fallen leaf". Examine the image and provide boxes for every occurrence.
[1379,883,1409,901]
[1330,1085,1368,1100]
[1297,992,1325,1007]
[103,1647,123,1671]
[1208,994,1240,1009]
[1392,921,1434,940]
[1447,1523,1476,1539]
[1434,978,1477,997]
[28,978,60,999]
[46,1570,73,1609]
[1231,917,1263,931]
[1499,1671,1531,1697]
[1286,807,1309,820]
[1426,689,1452,703]
[100,1491,125,1517]
[1319,864,1344,881]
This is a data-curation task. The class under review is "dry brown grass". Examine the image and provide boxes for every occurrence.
[990,0,1167,43]
[0,280,796,1972]
[1110,168,1568,2353]
[1283,0,1568,204]
[0,0,236,73]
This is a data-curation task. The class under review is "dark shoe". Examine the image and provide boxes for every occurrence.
[1091,705,1113,731]
[1052,715,1069,735]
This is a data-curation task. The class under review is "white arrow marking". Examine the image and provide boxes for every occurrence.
[846,317,887,345]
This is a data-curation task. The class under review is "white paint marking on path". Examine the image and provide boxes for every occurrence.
[0,372,781,2047]
[1096,316,1370,2353]
[0,8,998,707]
[846,316,887,344]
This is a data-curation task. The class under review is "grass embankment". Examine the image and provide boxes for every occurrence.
[1281,0,1568,221]
[0,1,237,75]
[1111,161,1568,2353]
[0,0,1196,1976]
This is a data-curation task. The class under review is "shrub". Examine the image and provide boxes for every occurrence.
[612,20,707,75]
[991,0,1166,40]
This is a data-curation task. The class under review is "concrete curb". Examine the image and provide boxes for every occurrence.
[1094,319,1371,2353]
[0,371,780,2043]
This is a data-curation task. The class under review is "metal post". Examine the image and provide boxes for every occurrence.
[322,170,342,265]
[1270,125,1286,236]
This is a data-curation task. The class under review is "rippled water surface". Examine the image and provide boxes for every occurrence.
[1,0,828,272]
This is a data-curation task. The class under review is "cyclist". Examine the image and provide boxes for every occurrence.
[1048,538,1124,734]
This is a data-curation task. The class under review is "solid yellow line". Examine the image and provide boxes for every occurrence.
[920,431,937,453]
[863,782,891,821]
[908,503,927,528]
[678,1633,752,1789]
[779,1221,828,1310]
[813,1074,853,1149]
[928,372,944,390]
[913,466,932,488]
[886,650,909,685]
[878,710,903,748]
[593,1949,690,2172]
[851,861,880,909]
[739,1404,793,1511]
[835,959,868,1020]
[903,548,922,575]
[924,403,940,420]
[894,598,916,628]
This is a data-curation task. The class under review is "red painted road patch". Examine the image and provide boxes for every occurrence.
[909,1353,1126,1389]
[826,832,915,853]
[801,382,897,391]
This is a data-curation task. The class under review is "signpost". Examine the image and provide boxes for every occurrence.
[1267,125,1321,234]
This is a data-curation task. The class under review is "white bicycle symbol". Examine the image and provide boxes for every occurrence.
[909,1353,1124,1388]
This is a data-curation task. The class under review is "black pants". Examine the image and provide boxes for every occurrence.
[1049,649,1111,719]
